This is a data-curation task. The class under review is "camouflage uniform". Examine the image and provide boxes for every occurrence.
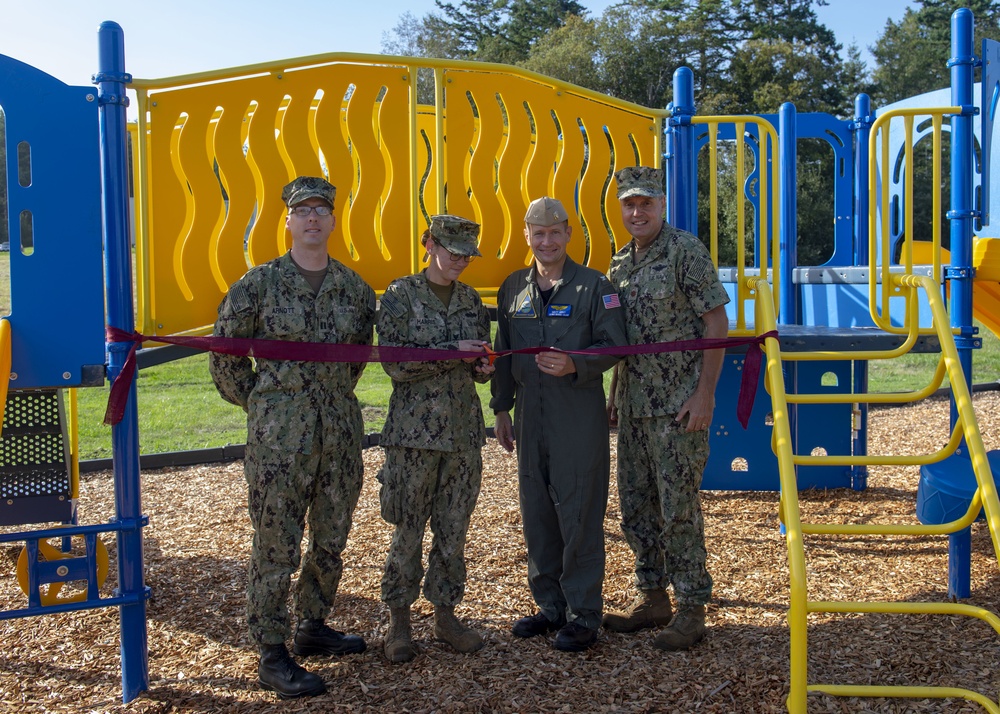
[608,223,729,607]
[490,257,627,631]
[210,252,376,646]
[377,266,492,609]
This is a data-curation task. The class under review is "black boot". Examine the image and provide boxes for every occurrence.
[293,619,367,656]
[258,643,326,699]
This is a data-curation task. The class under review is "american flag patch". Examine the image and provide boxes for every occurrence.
[603,293,621,309]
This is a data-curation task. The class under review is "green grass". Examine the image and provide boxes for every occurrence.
[74,352,497,461]
[75,354,248,460]
[70,319,998,461]
[867,319,1000,393]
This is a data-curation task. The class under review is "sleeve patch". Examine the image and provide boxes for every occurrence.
[380,289,406,319]
[228,283,253,313]
[603,293,621,309]
[687,255,714,286]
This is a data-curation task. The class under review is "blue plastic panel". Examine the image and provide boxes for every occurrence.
[705,354,853,491]
[981,39,1000,228]
[704,353,779,490]
[799,283,936,329]
[791,360,854,490]
[0,54,105,388]
[722,282,937,329]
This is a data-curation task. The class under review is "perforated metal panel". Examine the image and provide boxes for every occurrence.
[0,389,72,526]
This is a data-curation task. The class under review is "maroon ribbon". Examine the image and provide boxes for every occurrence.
[104,327,777,429]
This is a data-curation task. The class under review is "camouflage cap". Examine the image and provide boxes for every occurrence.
[282,176,336,207]
[524,196,569,227]
[615,166,665,200]
[429,214,482,256]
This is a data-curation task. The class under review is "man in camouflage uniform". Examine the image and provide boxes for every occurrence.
[377,214,494,663]
[491,196,627,652]
[603,166,730,651]
[210,176,376,698]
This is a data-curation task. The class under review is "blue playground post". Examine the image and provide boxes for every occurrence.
[778,102,800,481]
[853,94,873,269]
[852,93,874,492]
[668,67,697,233]
[778,102,798,326]
[96,21,149,702]
[945,8,978,600]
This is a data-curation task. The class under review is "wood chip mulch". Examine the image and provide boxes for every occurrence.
[3,392,1000,713]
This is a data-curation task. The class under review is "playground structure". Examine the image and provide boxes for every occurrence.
[1,8,1000,712]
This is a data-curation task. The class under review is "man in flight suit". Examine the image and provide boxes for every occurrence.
[491,196,627,652]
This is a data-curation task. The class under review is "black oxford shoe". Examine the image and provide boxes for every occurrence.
[258,644,326,699]
[293,619,367,656]
[553,621,598,652]
[512,611,564,638]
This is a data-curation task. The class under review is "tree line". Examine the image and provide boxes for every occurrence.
[2,1,997,263]
[383,0,1000,265]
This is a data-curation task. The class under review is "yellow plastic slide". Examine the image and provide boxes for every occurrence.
[909,238,1000,340]
[973,238,1000,339]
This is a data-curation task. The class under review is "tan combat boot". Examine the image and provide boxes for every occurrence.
[384,606,417,663]
[434,605,484,653]
[653,605,706,651]
[602,589,673,633]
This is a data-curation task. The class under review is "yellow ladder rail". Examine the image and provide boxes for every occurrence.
[784,274,1000,557]
[810,686,1000,713]
[749,276,1000,713]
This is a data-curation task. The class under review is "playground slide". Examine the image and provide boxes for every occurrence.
[974,281,1000,339]
[910,239,1000,340]
[973,238,1000,339]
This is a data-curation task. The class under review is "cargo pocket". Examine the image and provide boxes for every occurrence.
[377,463,403,525]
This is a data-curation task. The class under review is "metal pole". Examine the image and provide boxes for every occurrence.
[852,94,873,491]
[668,67,696,232]
[96,20,149,702]
[777,103,800,492]
[778,103,798,326]
[946,8,976,599]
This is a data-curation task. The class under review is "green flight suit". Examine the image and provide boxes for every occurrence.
[490,257,627,630]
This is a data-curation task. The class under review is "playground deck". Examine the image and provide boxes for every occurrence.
[2,391,998,713]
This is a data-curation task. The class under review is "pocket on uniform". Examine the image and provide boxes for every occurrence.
[332,306,360,339]
[647,276,676,301]
[377,463,403,524]
[261,309,307,338]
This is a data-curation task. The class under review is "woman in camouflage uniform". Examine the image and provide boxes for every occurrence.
[376,215,494,663]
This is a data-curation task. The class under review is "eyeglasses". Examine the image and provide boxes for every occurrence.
[290,205,333,217]
[432,238,476,263]
[443,248,475,263]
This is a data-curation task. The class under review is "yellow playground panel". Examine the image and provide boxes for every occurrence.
[129,55,665,338]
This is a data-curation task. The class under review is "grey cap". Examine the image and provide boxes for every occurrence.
[615,166,665,199]
[282,176,336,207]
[524,196,569,226]
[429,214,482,256]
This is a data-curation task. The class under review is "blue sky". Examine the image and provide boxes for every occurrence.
[0,0,916,87]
